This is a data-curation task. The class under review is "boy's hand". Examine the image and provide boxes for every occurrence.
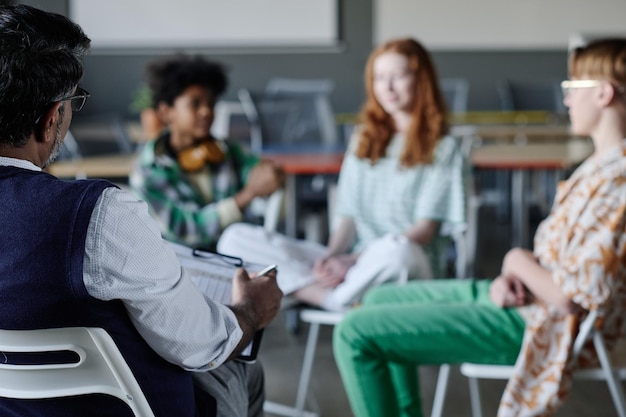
[246,161,285,198]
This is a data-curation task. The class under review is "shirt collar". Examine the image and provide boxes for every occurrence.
[0,156,41,172]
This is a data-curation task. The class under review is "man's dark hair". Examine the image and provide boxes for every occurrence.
[146,55,228,108]
[0,5,90,147]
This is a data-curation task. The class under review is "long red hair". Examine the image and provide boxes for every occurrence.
[356,38,448,166]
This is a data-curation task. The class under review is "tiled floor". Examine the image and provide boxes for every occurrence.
[258,207,625,416]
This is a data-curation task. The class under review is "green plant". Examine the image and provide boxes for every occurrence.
[129,84,153,113]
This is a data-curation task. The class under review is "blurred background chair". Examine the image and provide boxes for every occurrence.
[238,83,339,153]
[497,79,566,115]
[440,78,470,114]
[266,78,334,96]
[238,79,340,242]
[65,113,134,158]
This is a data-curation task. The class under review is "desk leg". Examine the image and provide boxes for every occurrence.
[285,175,298,238]
[511,169,529,248]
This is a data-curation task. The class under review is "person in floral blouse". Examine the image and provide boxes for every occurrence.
[130,55,284,249]
[333,38,626,417]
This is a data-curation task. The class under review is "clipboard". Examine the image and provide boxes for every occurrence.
[169,242,267,363]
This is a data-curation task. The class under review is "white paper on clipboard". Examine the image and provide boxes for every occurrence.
[168,241,267,362]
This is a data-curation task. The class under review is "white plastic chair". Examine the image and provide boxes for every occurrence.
[430,309,626,417]
[262,189,284,233]
[295,226,471,416]
[0,326,155,417]
[295,250,467,417]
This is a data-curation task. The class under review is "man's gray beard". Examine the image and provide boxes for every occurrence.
[42,127,64,169]
[42,107,66,169]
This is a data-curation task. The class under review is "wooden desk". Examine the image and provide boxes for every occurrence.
[452,124,576,143]
[263,152,344,238]
[263,153,343,175]
[470,140,594,248]
[47,154,137,180]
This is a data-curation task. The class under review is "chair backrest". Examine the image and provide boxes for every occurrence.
[0,327,155,417]
[440,78,470,114]
[68,113,135,157]
[238,87,339,154]
[262,189,284,233]
[496,80,566,114]
[451,309,626,417]
[211,100,247,140]
[266,77,335,96]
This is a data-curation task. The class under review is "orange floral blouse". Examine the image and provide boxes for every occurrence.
[498,139,626,417]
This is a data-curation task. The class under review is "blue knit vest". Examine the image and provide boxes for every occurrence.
[0,166,197,417]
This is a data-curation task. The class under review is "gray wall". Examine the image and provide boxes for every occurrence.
[19,0,570,117]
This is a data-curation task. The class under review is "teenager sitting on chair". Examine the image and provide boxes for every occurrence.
[217,38,467,312]
[333,38,626,417]
[129,55,285,250]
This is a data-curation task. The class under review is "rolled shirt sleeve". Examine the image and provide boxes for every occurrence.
[83,187,242,371]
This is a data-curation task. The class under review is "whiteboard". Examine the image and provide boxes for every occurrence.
[70,0,339,50]
[374,0,626,50]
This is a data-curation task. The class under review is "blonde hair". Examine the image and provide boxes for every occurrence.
[569,38,626,87]
[356,38,448,167]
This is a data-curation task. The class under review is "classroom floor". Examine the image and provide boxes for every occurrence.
[258,206,625,417]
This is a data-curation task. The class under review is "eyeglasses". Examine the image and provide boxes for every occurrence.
[60,86,90,112]
[34,86,90,125]
[560,79,604,96]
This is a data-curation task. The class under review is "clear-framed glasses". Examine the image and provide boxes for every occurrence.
[560,79,603,96]
[61,86,90,112]
[34,86,90,125]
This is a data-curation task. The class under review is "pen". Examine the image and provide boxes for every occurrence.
[255,264,278,277]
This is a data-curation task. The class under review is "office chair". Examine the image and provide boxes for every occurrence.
[266,78,334,96]
[440,78,470,114]
[68,113,135,157]
[238,84,340,242]
[237,87,339,154]
[0,326,155,417]
[430,309,626,417]
[497,79,566,115]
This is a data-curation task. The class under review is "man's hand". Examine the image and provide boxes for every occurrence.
[313,254,356,288]
[489,275,527,308]
[231,268,282,330]
[228,268,282,358]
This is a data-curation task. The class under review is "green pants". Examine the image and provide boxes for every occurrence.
[333,279,525,417]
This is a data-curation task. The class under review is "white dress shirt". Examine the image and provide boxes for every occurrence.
[0,156,242,371]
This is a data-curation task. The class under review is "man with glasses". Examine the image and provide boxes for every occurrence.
[0,5,281,417]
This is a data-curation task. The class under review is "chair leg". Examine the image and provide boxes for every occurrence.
[594,332,626,417]
[430,364,451,417]
[467,377,483,417]
[295,321,321,412]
